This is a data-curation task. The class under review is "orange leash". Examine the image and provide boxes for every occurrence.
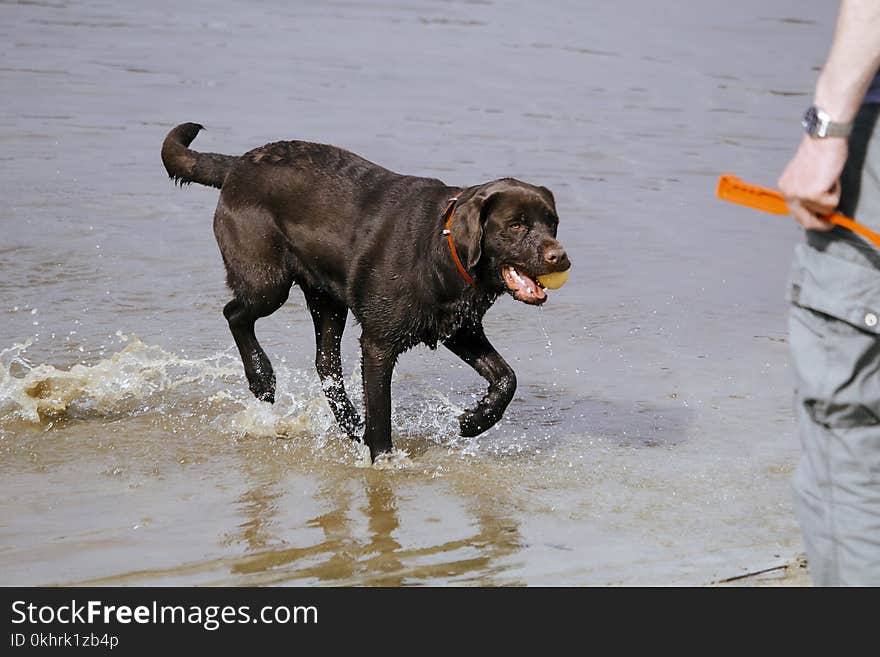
[716,174,880,249]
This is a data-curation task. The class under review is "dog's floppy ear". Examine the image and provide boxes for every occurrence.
[537,185,556,210]
[451,187,495,271]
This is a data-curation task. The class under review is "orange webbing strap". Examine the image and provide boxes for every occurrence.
[442,193,475,286]
[717,174,880,249]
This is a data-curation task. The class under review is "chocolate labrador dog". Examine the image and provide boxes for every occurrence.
[161,123,570,461]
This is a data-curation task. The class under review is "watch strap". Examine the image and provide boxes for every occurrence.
[822,120,853,138]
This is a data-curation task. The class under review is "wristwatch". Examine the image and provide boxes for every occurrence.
[802,105,853,138]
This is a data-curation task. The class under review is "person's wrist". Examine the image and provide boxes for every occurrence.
[799,133,848,157]
[802,105,853,139]
[814,78,861,126]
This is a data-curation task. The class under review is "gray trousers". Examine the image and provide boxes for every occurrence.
[789,103,880,586]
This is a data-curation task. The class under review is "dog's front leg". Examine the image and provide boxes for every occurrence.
[444,324,516,437]
[360,335,397,461]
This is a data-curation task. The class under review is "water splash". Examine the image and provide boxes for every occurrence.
[0,335,239,424]
[0,337,471,466]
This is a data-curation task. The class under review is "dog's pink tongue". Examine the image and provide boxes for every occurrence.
[502,266,546,303]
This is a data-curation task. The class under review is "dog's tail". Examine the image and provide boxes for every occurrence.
[161,122,237,189]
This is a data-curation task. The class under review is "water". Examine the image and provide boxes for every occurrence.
[0,0,833,585]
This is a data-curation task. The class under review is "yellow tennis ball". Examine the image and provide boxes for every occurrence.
[537,269,569,290]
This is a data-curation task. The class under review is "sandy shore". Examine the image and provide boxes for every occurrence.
[714,554,810,587]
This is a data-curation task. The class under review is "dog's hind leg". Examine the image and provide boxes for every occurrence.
[224,292,289,403]
[302,287,361,437]
[215,204,292,404]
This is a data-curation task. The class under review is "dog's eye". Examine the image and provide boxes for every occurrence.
[509,221,527,231]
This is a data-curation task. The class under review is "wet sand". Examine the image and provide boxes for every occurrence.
[0,0,836,585]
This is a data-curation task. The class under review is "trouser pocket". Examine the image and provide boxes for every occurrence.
[789,244,880,428]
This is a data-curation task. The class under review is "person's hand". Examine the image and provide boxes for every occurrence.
[778,135,848,231]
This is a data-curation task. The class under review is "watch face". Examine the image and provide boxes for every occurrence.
[802,106,819,135]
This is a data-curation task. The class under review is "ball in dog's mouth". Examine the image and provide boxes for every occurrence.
[502,265,547,305]
[537,269,569,290]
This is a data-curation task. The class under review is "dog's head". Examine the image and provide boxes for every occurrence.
[451,178,570,305]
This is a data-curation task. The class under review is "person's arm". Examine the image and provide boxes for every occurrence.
[778,0,880,231]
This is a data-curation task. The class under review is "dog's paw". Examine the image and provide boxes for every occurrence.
[458,410,490,437]
[249,382,276,404]
[332,406,362,437]
[340,415,364,440]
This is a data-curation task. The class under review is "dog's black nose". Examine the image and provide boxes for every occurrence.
[544,245,569,269]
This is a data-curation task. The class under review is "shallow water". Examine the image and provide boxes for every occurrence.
[0,0,835,585]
